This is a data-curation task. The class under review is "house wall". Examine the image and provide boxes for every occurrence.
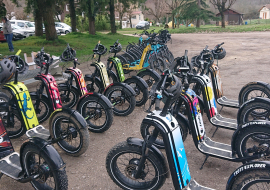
[131,13,144,28]
[260,7,270,19]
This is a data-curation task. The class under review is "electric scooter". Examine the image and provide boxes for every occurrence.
[85,41,136,116]
[0,57,68,189]
[57,44,114,133]
[106,69,270,190]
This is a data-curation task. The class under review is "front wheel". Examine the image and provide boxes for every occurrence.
[235,125,270,163]
[227,169,270,190]
[106,141,166,190]
[77,95,113,133]
[22,144,68,190]
[125,78,149,106]
[105,85,136,116]
[149,56,166,74]
[137,70,160,92]
[51,112,90,156]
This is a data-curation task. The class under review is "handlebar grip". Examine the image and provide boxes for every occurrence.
[204,45,208,50]
[184,50,188,57]
[220,42,224,46]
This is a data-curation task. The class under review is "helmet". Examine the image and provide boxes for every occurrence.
[7,55,29,74]
[61,48,76,61]
[110,42,122,53]
[212,47,226,60]
[34,52,50,67]
[93,43,107,55]
[192,49,214,68]
[0,58,16,84]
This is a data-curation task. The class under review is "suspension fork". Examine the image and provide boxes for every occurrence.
[135,128,159,179]
[65,75,73,99]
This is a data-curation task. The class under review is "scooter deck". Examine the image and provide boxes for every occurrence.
[0,152,22,179]
[185,179,214,190]
[26,125,50,140]
[217,96,239,108]
[198,137,234,159]
[210,114,237,130]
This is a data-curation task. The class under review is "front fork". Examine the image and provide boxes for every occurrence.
[135,128,159,179]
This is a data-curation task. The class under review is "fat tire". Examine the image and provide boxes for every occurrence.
[77,96,113,133]
[227,169,270,190]
[125,78,149,106]
[137,70,160,92]
[150,56,166,74]
[239,84,270,105]
[105,85,135,116]
[22,144,68,190]
[51,112,90,156]
[5,109,26,139]
[106,141,166,190]
[235,125,270,163]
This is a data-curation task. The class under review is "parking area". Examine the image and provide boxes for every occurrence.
[1,31,270,190]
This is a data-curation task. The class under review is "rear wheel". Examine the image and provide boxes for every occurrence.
[105,85,135,116]
[235,126,270,163]
[239,84,270,105]
[31,95,51,123]
[22,144,68,190]
[137,70,160,93]
[58,85,79,108]
[51,112,90,156]
[77,96,113,133]
[149,56,166,74]
[106,141,166,190]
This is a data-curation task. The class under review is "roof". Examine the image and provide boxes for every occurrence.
[131,11,142,15]
[216,8,243,16]
[259,4,270,12]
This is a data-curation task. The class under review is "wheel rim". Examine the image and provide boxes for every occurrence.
[244,89,270,102]
[81,100,107,129]
[240,131,270,160]
[32,99,50,122]
[243,106,270,123]
[53,116,82,153]
[110,151,160,189]
[140,74,156,93]
[24,151,56,189]
[2,111,23,136]
[108,89,131,113]
[60,90,77,108]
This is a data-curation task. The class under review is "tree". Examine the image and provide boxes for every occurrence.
[144,0,167,23]
[196,0,201,27]
[210,0,237,28]
[115,0,127,29]
[69,0,77,32]
[0,0,6,17]
[109,0,116,33]
[165,0,187,29]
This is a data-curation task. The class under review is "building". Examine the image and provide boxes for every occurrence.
[115,10,144,28]
[216,9,244,26]
[259,4,270,19]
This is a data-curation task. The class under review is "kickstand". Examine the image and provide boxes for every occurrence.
[219,106,224,114]
[200,155,209,170]
[212,127,219,138]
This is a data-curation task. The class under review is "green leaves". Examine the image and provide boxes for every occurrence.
[0,1,6,17]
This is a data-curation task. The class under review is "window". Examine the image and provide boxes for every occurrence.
[131,15,136,19]
[10,22,15,24]
[17,22,25,27]
[26,22,34,27]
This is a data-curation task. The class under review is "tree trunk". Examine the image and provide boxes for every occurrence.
[221,11,225,28]
[196,0,201,28]
[87,0,95,35]
[119,18,122,29]
[129,17,132,28]
[186,20,188,27]
[69,0,76,32]
[109,0,116,33]
[42,0,57,40]
[172,13,175,29]
[88,15,95,35]
[34,1,43,36]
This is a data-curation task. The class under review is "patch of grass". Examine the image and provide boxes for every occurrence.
[0,32,138,60]
[117,23,270,34]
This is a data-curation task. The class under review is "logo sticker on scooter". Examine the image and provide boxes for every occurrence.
[19,93,34,119]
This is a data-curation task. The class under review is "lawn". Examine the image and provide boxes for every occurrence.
[117,23,270,34]
[0,32,138,61]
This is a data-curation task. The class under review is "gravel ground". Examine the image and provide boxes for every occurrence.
[1,31,270,190]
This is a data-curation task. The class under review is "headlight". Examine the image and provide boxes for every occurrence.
[24,32,27,35]
[13,32,20,36]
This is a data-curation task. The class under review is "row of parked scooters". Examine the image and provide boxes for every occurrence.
[0,29,269,189]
